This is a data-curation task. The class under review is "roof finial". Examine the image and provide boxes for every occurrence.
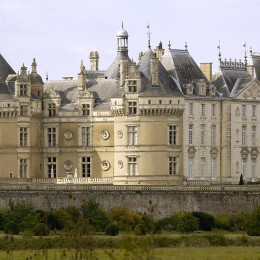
[147,23,151,49]
[250,46,253,54]
[46,71,48,82]
[168,40,171,50]
[122,21,124,29]
[217,39,222,67]
[243,42,247,66]
[185,41,188,50]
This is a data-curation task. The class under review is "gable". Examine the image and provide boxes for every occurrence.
[233,79,260,100]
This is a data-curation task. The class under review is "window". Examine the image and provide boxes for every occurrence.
[148,100,151,104]
[128,80,137,93]
[201,158,205,179]
[251,159,255,182]
[9,172,13,178]
[169,125,177,145]
[128,157,137,176]
[48,103,56,117]
[201,104,205,116]
[82,157,91,177]
[211,125,216,146]
[20,105,28,116]
[242,126,246,146]
[252,105,256,117]
[169,100,172,105]
[19,159,27,178]
[127,126,137,145]
[189,158,193,179]
[19,127,28,146]
[47,157,56,178]
[201,85,204,95]
[211,158,215,179]
[200,124,205,145]
[189,124,193,145]
[82,104,90,116]
[169,156,177,175]
[189,103,193,116]
[82,127,91,146]
[212,104,216,116]
[48,127,56,147]
[159,100,162,104]
[252,126,256,146]
[128,101,137,115]
[242,105,246,117]
[19,84,27,96]
[242,159,246,177]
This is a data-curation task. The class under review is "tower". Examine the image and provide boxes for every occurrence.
[116,22,129,58]
[89,51,99,71]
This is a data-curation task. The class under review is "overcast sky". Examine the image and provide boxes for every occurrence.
[0,0,259,80]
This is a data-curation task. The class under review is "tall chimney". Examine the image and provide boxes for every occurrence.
[150,57,159,86]
[89,51,99,71]
[200,63,212,81]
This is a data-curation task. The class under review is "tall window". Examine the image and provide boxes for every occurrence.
[201,104,205,116]
[128,101,137,115]
[19,159,27,178]
[82,127,91,146]
[169,156,177,175]
[47,157,56,178]
[242,126,246,146]
[211,125,216,146]
[251,159,255,182]
[212,104,216,116]
[48,103,56,117]
[189,124,193,145]
[252,105,256,117]
[169,125,177,145]
[201,158,205,179]
[128,80,137,93]
[211,158,215,179]
[48,127,56,147]
[127,126,137,145]
[128,157,137,176]
[200,124,205,145]
[82,104,90,116]
[252,126,256,146]
[19,84,27,96]
[189,103,193,116]
[82,157,91,177]
[20,105,28,116]
[242,105,246,117]
[242,159,246,177]
[189,158,193,179]
[19,127,28,146]
[201,85,204,95]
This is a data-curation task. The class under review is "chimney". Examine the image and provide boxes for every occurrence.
[154,41,164,59]
[78,60,86,91]
[89,51,99,71]
[200,63,212,81]
[150,57,159,86]
[120,58,129,86]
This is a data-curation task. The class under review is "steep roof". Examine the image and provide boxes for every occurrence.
[230,77,255,97]
[0,54,15,81]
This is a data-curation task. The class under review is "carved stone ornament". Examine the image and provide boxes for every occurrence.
[187,146,197,158]
[118,160,123,169]
[64,131,73,140]
[101,160,110,171]
[235,107,240,117]
[117,130,123,138]
[101,130,110,140]
[241,147,249,159]
[64,160,73,171]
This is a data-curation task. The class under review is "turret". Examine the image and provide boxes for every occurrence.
[78,60,87,91]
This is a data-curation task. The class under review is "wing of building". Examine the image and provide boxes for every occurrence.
[0,25,260,185]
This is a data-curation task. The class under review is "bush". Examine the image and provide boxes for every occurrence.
[231,211,251,230]
[105,223,119,236]
[192,212,215,231]
[72,218,95,236]
[177,212,199,233]
[0,209,6,230]
[157,214,179,231]
[214,215,233,231]
[34,223,49,236]
[239,174,244,185]
[134,224,146,236]
[65,206,80,224]
[47,209,74,230]
[4,221,19,235]
[246,206,260,236]
[80,200,110,232]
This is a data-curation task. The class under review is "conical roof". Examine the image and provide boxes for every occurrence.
[0,54,15,81]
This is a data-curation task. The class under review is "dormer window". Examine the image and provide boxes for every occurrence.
[82,104,90,116]
[20,85,27,96]
[48,103,56,117]
[128,80,137,93]
[200,85,205,95]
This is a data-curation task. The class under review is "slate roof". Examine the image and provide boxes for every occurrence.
[0,54,15,81]
[0,78,14,101]
[230,77,255,97]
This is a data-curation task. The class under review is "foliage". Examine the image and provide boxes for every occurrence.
[192,212,215,231]
[239,174,244,185]
[0,209,6,230]
[176,212,199,233]
[4,221,19,235]
[65,206,80,224]
[72,218,95,236]
[105,222,119,236]
[246,206,260,236]
[157,214,179,231]
[110,206,141,231]
[134,224,146,236]
[34,223,49,236]
[214,215,234,231]
[47,208,74,230]
[231,211,251,230]
[80,199,110,232]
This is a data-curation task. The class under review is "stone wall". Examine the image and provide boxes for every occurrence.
[0,185,259,219]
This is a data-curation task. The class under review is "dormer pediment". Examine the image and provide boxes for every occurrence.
[233,78,260,100]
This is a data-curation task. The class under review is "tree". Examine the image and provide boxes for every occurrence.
[239,174,244,185]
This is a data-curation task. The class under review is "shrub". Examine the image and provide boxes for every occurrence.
[65,206,80,224]
[47,209,74,230]
[72,218,95,236]
[0,209,6,230]
[214,215,233,231]
[157,214,179,231]
[177,212,199,233]
[4,221,19,235]
[134,224,146,236]
[246,206,260,236]
[239,174,244,185]
[34,223,49,236]
[231,211,251,230]
[105,223,119,236]
[80,200,110,232]
[192,212,215,231]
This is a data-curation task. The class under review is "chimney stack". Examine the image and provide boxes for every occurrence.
[150,57,159,86]
[89,51,99,71]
